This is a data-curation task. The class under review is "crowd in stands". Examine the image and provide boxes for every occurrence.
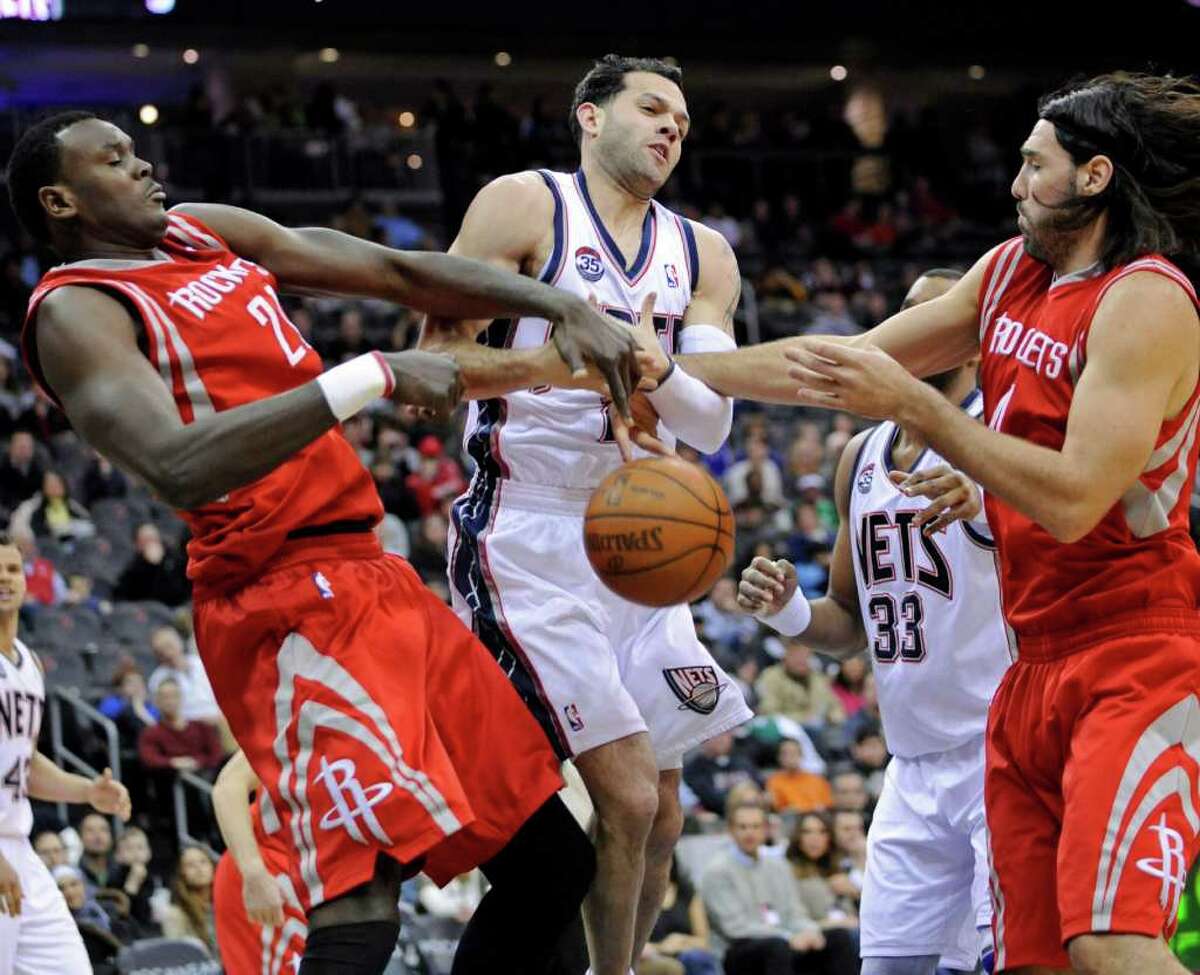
[3,74,1199,973]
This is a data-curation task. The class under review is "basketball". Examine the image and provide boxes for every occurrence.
[584,457,735,607]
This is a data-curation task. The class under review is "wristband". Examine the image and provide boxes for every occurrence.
[316,352,395,421]
[757,589,813,637]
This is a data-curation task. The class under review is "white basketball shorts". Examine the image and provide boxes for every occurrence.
[0,834,90,975]
[860,734,992,969]
[448,480,751,769]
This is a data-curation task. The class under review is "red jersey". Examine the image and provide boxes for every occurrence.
[977,238,1200,658]
[21,211,382,597]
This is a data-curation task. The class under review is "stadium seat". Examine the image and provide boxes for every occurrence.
[116,937,220,975]
[38,648,90,690]
[33,605,104,652]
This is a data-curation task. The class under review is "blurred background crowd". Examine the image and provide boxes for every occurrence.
[2,1,1199,972]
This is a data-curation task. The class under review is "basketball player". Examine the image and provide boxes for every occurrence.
[737,268,1010,975]
[0,530,132,975]
[212,749,307,975]
[685,74,1200,974]
[419,55,752,975]
[4,111,631,974]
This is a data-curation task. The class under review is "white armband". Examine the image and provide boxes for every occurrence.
[316,352,395,421]
[756,589,813,637]
[645,325,735,454]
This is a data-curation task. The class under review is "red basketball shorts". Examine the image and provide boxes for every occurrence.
[986,628,1200,969]
[213,843,306,975]
[194,534,563,912]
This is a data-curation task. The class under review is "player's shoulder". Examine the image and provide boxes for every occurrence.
[37,282,130,325]
[686,220,735,264]
[472,171,558,214]
[1092,266,1200,351]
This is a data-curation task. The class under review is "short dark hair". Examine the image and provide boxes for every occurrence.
[0,532,14,550]
[569,54,682,145]
[1038,73,1200,268]
[5,110,96,244]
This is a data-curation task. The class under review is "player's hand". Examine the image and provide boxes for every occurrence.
[628,292,672,381]
[738,557,797,616]
[784,339,922,419]
[0,853,21,915]
[607,399,673,463]
[384,350,464,420]
[551,293,641,423]
[889,463,983,535]
[242,863,285,928]
[87,768,131,822]
[790,929,826,952]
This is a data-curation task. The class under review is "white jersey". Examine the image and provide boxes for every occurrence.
[848,392,1011,758]
[461,168,699,490]
[0,640,43,838]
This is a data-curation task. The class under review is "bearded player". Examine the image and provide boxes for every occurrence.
[739,269,1011,975]
[682,74,1200,974]
[419,55,751,975]
[3,110,652,973]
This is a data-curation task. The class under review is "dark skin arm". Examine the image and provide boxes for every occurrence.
[174,202,639,418]
[35,285,460,509]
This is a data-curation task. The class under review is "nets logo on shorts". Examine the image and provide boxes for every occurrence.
[663,666,726,715]
[857,462,875,494]
[575,247,605,283]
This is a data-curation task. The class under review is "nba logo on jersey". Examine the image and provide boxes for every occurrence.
[563,703,585,731]
[312,571,335,600]
[664,263,680,289]
[857,462,876,494]
[574,247,604,283]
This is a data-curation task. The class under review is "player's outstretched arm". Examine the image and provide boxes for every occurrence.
[34,286,460,509]
[212,751,283,927]
[174,197,639,420]
[790,272,1198,543]
[676,246,993,404]
[27,754,131,821]
[737,430,867,657]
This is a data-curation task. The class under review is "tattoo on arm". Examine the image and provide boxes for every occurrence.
[723,263,743,332]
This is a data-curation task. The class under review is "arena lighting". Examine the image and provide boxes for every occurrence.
[182,48,199,64]
[406,154,423,170]
[145,0,175,12]
[132,43,150,58]
[139,104,159,125]
[830,65,848,81]
[398,110,416,128]
[318,47,339,63]
[494,51,512,67]
[0,0,61,20]
[969,64,986,80]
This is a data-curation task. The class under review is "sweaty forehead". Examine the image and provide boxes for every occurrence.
[1024,118,1065,155]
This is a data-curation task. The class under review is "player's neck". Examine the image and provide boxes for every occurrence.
[0,612,19,661]
[580,159,652,235]
[1052,212,1109,276]
[894,371,977,466]
[63,229,157,264]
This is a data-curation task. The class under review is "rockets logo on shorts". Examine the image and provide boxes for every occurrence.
[574,246,605,283]
[314,756,394,845]
[857,462,875,494]
[1135,813,1188,916]
[662,666,726,715]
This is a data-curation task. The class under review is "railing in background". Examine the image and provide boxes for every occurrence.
[47,685,123,835]
[172,768,217,859]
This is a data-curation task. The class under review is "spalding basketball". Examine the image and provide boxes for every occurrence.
[584,457,735,607]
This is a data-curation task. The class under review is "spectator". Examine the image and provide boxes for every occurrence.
[54,863,132,974]
[407,512,450,595]
[0,430,43,513]
[725,436,785,509]
[683,731,762,817]
[147,626,221,723]
[78,812,116,889]
[850,722,888,801]
[137,678,224,775]
[33,828,70,870]
[99,661,160,740]
[842,672,882,750]
[113,522,190,606]
[785,812,859,930]
[79,450,128,507]
[405,435,467,518]
[765,738,834,814]
[110,826,164,935]
[699,802,857,974]
[161,846,218,954]
[13,526,64,609]
[831,655,869,717]
[755,639,845,732]
[829,767,871,815]
[693,576,759,656]
[832,808,869,906]
[10,469,93,542]
[644,855,721,975]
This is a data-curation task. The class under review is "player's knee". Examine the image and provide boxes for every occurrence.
[592,770,660,844]
[647,789,684,861]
